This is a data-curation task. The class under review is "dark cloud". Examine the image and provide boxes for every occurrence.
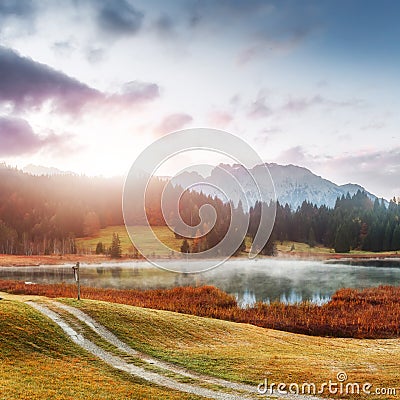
[0,0,38,35]
[96,0,144,37]
[0,0,36,19]
[0,117,69,156]
[240,4,315,63]
[153,14,175,36]
[0,46,159,115]
[184,0,270,33]
[155,113,193,136]
[0,46,101,114]
[237,29,309,64]
[184,0,319,64]
[185,0,274,35]
[186,0,272,24]
[156,14,173,31]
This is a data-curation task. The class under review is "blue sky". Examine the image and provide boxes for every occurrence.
[0,0,399,199]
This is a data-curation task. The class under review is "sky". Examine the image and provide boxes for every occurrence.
[0,0,399,199]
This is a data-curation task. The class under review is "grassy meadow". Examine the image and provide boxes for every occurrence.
[75,225,184,257]
[276,240,335,254]
[0,298,202,400]
[75,225,400,259]
[65,299,399,399]
[0,294,398,399]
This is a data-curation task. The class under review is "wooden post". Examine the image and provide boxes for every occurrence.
[77,262,81,300]
[72,262,81,300]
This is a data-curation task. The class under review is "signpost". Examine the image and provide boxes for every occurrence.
[72,262,81,300]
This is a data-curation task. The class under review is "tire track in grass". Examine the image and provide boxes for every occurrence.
[28,301,326,400]
[52,301,259,393]
[27,301,259,400]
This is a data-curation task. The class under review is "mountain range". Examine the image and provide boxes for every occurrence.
[19,162,382,210]
[171,163,381,210]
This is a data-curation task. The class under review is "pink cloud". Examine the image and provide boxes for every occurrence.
[0,117,72,157]
[208,111,233,128]
[155,113,193,136]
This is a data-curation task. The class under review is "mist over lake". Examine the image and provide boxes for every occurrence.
[1,258,399,307]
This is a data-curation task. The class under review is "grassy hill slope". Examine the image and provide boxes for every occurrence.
[62,298,400,399]
[0,298,201,400]
[2,294,398,399]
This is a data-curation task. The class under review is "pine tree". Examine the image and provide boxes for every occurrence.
[180,239,190,254]
[110,233,122,258]
[308,227,316,248]
[383,222,393,251]
[95,242,104,254]
[359,222,368,248]
[392,225,400,251]
[259,235,277,256]
[334,225,350,253]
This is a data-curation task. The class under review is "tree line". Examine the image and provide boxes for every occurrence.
[266,191,400,253]
[0,165,123,255]
[0,165,399,255]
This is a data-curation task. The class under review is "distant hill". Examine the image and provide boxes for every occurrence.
[170,163,382,209]
[22,164,76,176]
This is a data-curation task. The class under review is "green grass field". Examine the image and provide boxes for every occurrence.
[76,225,184,257]
[76,225,399,258]
[76,225,251,257]
[277,240,400,256]
[276,240,335,254]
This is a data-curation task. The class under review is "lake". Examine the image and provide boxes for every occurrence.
[1,258,399,306]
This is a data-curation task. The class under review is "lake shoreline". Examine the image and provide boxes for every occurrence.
[1,257,399,306]
[1,251,400,267]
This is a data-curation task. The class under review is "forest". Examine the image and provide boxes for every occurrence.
[0,164,399,255]
[0,165,123,255]
[267,192,400,253]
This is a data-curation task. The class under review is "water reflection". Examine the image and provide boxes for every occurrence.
[0,258,399,307]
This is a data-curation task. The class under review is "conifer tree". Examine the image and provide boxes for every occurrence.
[392,225,400,251]
[180,239,190,254]
[334,225,350,253]
[110,233,122,258]
[95,242,104,254]
[308,227,316,248]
